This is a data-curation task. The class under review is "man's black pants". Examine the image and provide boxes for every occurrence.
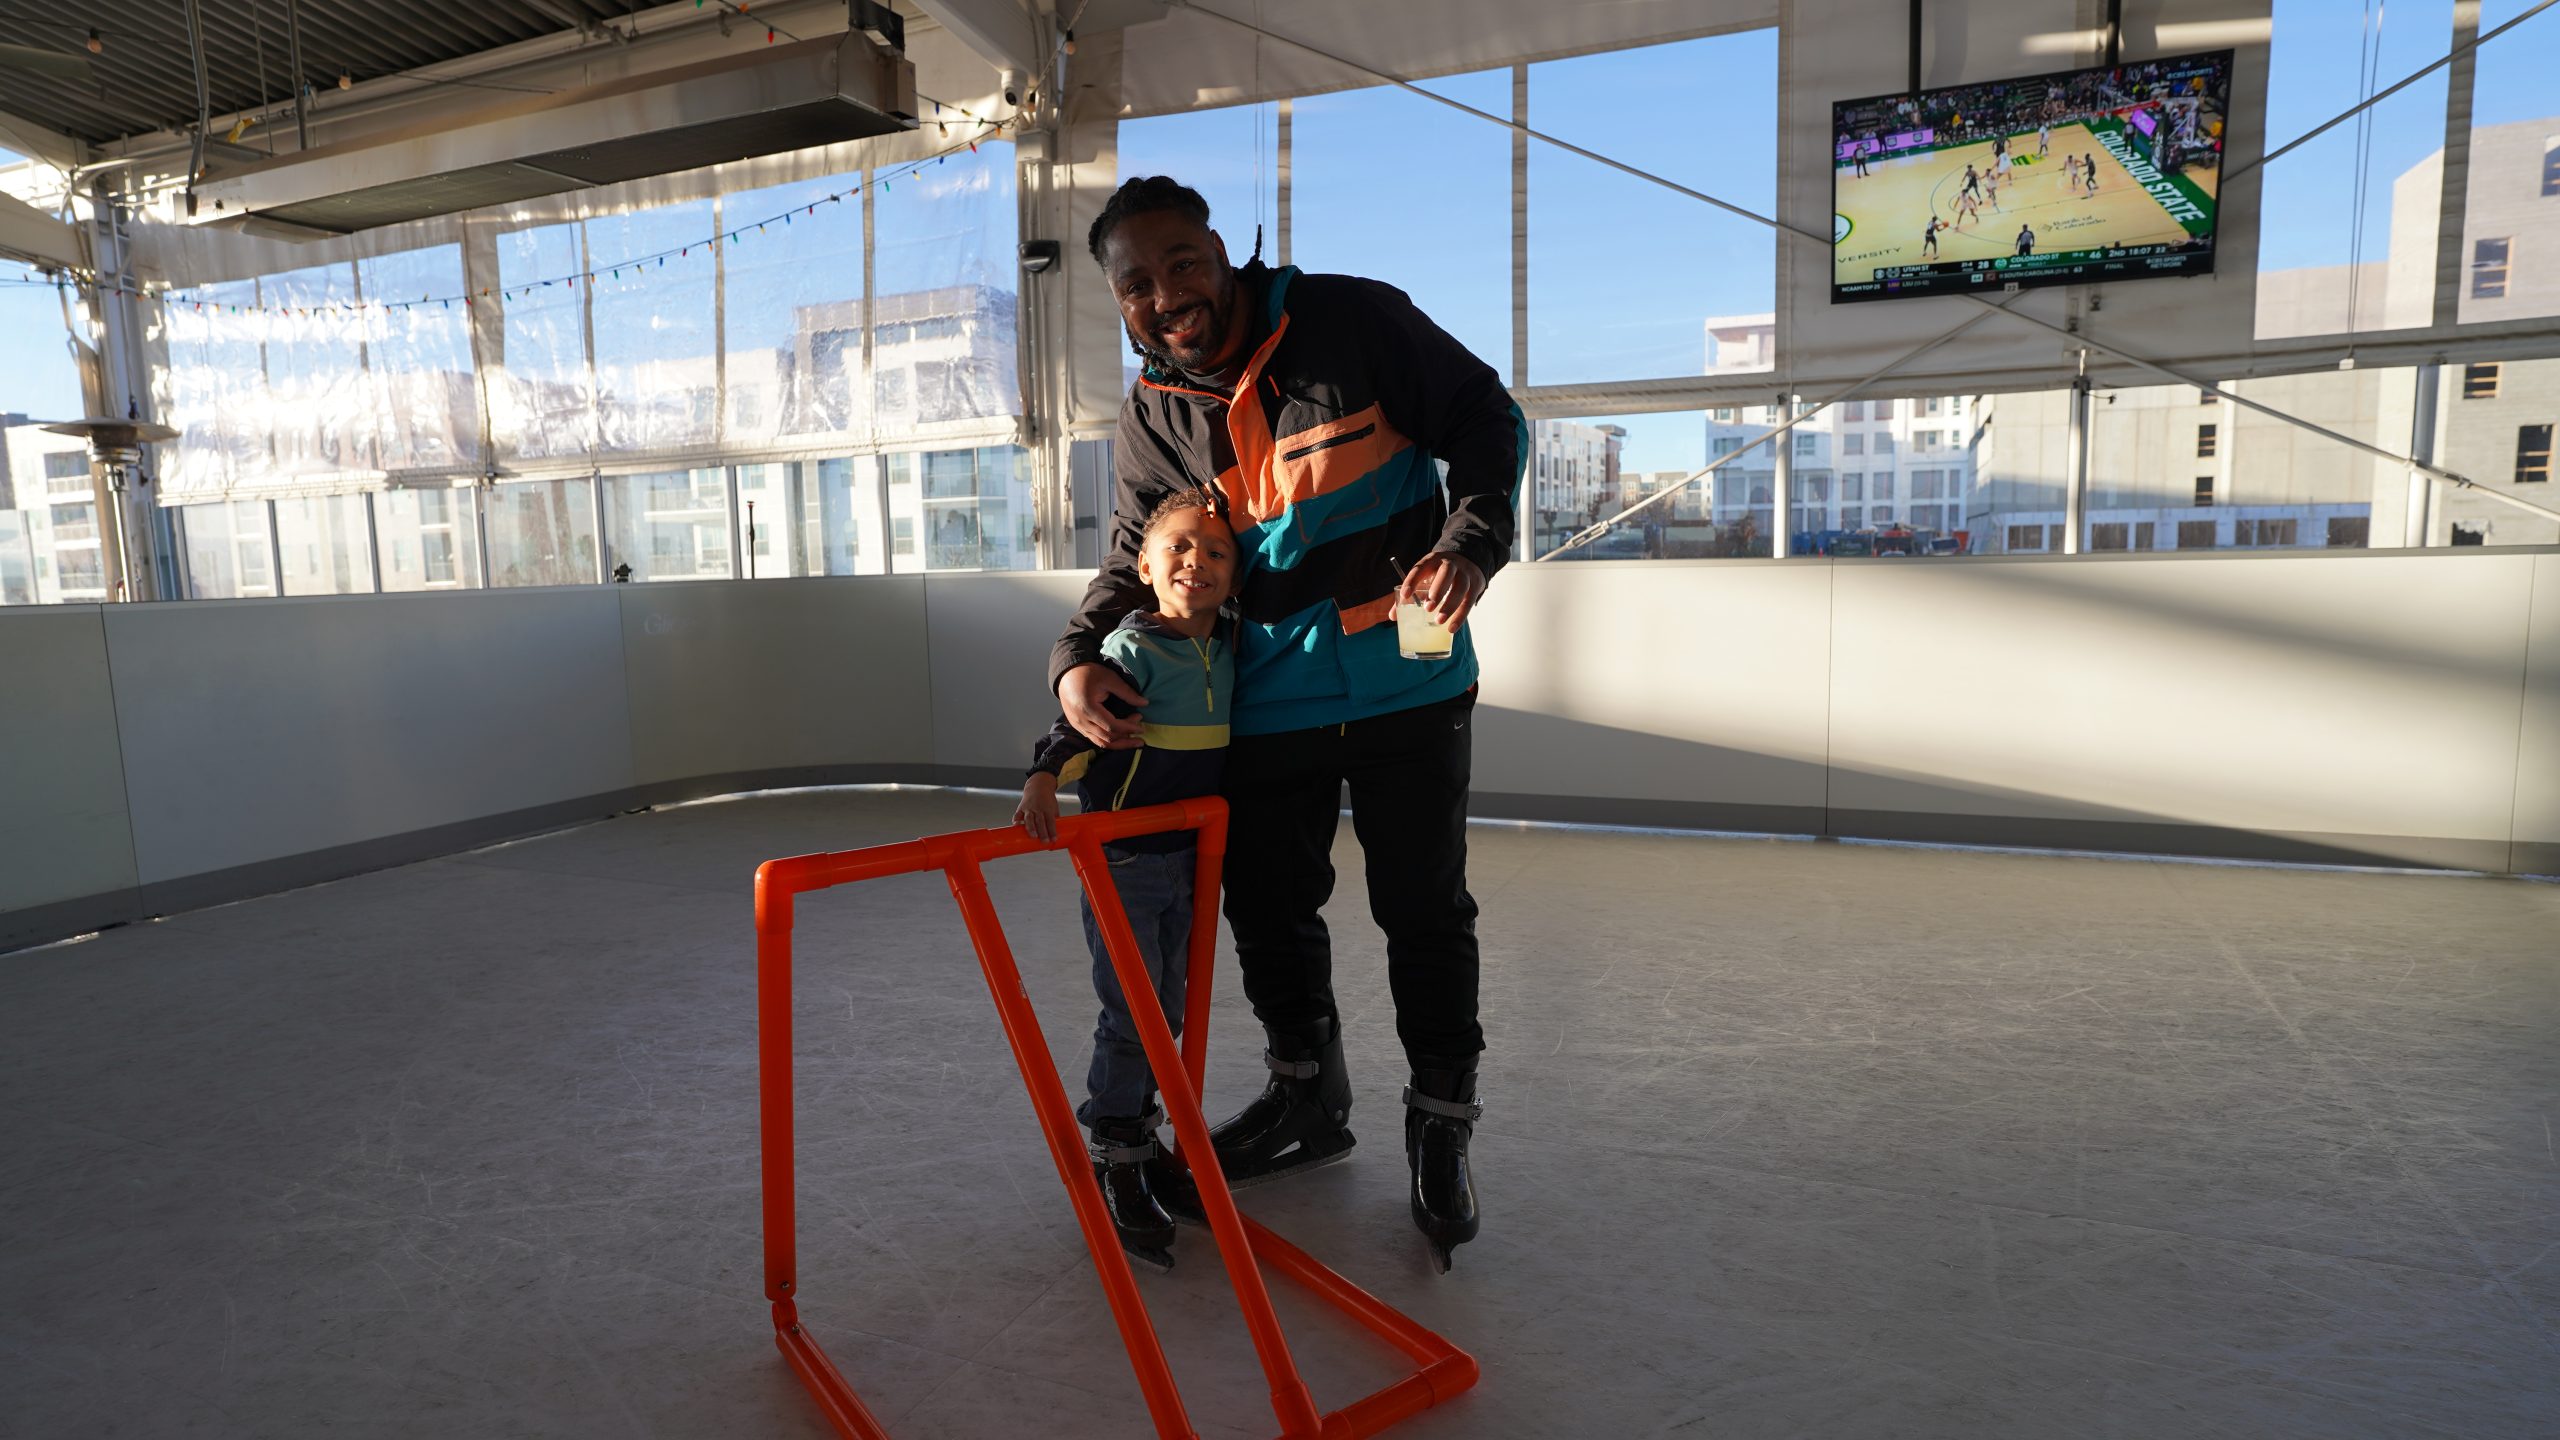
[1219,689,1483,1068]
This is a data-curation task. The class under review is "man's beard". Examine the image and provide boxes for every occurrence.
[1128,265,1239,376]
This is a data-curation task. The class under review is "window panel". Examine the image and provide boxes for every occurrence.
[273,494,373,594]
[1540,411,1767,559]
[179,499,276,598]
[1295,70,1509,374]
[0,510,36,605]
[262,262,372,477]
[358,245,480,473]
[723,177,865,444]
[2520,423,2554,484]
[2469,237,2511,300]
[1530,31,1776,384]
[2462,3,2560,319]
[376,487,480,591]
[588,201,718,454]
[603,469,731,581]
[494,223,594,463]
[2256,0,2453,338]
[872,143,1020,433]
[488,477,597,587]
[733,458,886,577]
[884,446,1033,572]
[161,279,274,498]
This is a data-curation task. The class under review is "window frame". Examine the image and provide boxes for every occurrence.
[2470,237,2511,300]
[2518,424,2554,485]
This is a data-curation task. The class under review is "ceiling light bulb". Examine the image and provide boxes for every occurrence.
[338,72,353,90]
[86,28,104,54]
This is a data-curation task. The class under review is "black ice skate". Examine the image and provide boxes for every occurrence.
[1403,1063,1481,1274]
[1137,1104,1207,1227]
[1088,1116,1177,1271]
[1207,1017,1357,1189]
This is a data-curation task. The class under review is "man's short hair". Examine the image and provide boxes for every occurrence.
[1088,176,1211,266]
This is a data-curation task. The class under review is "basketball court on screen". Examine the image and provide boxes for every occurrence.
[1835,120,2221,281]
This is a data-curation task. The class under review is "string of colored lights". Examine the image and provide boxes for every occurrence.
[0,114,1005,321]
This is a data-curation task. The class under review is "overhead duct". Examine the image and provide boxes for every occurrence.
[193,31,916,235]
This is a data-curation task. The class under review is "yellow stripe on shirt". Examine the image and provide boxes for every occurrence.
[1140,722,1231,752]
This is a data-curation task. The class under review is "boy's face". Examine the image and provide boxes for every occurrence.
[1138,507,1237,620]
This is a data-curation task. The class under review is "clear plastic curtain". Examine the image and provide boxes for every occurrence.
[493,221,594,464]
[871,141,1020,430]
[260,261,374,477]
[588,199,718,455]
[358,245,480,474]
[721,174,867,446]
[158,279,275,496]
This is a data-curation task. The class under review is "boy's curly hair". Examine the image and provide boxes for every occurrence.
[1141,486,1228,542]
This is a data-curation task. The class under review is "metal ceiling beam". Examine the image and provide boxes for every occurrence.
[517,0,627,43]
[0,108,88,169]
[909,0,1041,75]
[0,190,86,269]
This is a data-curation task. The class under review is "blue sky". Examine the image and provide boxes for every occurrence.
[1,145,92,424]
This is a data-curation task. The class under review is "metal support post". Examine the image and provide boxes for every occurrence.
[264,497,286,596]
[284,0,312,149]
[472,480,493,587]
[1771,393,1794,558]
[2407,363,2442,548]
[1275,98,1293,267]
[2063,364,2092,556]
[589,472,609,582]
[726,464,745,579]
[363,490,384,592]
[87,185,176,601]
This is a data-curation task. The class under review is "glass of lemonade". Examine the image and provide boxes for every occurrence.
[1396,599,1455,659]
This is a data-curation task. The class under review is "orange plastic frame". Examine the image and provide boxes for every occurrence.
[754,797,1478,1439]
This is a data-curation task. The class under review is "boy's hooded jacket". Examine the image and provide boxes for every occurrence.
[1030,610,1234,853]
[1049,260,1526,737]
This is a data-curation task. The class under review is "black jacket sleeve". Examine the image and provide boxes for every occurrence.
[1354,279,1523,580]
[1028,712,1097,778]
[1028,658,1141,775]
[1047,395,1186,694]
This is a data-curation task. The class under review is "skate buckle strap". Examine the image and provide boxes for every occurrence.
[1401,1086,1483,1122]
[1091,1135,1160,1165]
[1263,1050,1322,1080]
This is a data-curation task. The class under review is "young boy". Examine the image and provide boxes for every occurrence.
[1016,486,1236,1271]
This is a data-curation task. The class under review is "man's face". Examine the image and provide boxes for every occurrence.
[1102,210,1245,376]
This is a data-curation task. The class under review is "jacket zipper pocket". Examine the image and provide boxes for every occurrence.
[1279,422,1375,465]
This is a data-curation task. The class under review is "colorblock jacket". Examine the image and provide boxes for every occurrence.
[1048,262,1526,737]
[1029,610,1234,853]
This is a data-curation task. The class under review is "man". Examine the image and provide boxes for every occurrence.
[1052,176,1523,1272]
[2016,223,2037,258]
[1922,214,1943,259]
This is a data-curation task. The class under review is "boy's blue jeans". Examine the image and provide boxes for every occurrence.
[1076,844,1193,1126]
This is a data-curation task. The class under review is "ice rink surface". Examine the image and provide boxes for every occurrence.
[4,788,2554,1438]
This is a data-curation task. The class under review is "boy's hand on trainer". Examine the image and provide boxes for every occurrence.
[1016,772,1063,842]
[1060,663,1148,750]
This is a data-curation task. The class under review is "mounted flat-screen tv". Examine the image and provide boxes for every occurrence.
[1831,50,2233,303]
